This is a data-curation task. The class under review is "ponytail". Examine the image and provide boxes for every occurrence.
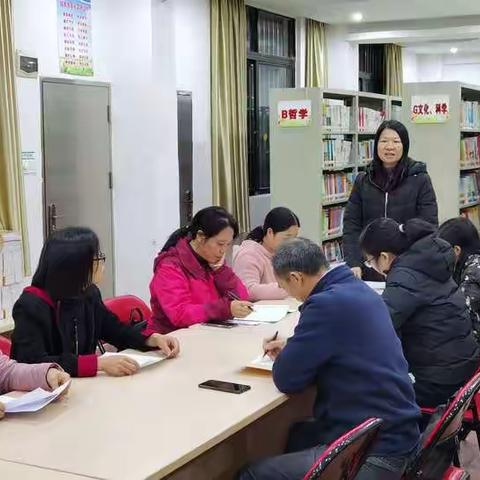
[359,217,435,258]
[160,206,239,252]
[247,207,300,243]
[247,226,264,242]
[161,225,191,253]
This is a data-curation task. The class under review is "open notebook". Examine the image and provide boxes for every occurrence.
[101,349,166,368]
[236,305,289,324]
[0,380,71,414]
[247,354,274,372]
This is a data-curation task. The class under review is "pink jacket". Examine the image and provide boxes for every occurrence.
[233,240,288,301]
[0,352,53,394]
[146,238,249,333]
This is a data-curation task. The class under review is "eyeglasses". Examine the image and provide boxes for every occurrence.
[94,252,106,263]
[364,256,376,269]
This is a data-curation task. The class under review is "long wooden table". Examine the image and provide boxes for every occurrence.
[0,459,95,479]
[0,305,314,480]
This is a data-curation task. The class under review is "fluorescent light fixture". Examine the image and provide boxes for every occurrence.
[450,47,458,54]
[351,12,363,22]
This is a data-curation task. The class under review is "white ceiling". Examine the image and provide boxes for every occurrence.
[247,0,480,25]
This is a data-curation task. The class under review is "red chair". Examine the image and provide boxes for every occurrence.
[0,336,11,357]
[303,418,383,480]
[405,371,480,480]
[104,295,151,326]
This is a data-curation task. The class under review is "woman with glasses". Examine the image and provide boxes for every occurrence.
[343,120,438,280]
[11,227,180,377]
[359,217,479,406]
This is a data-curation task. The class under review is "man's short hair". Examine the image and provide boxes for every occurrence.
[272,237,329,277]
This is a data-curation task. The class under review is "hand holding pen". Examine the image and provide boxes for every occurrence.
[262,330,286,361]
[227,291,254,318]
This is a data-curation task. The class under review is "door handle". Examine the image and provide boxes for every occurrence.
[48,203,64,234]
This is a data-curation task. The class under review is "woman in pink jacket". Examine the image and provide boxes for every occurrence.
[233,207,300,301]
[0,351,70,419]
[146,207,252,333]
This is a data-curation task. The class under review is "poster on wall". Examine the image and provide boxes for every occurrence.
[410,95,450,124]
[57,0,93,76]
[278,100,312,127]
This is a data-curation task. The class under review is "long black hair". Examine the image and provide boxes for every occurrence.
[372,120,411,191]
[359,217,436,258]
[438,217,480,282]
[32,227,101,300]
[161,206,239,252]
[247,207,300,243]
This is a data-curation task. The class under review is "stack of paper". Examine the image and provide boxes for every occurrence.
[101,349,166,368]
[0,380,70,413]
[236,305,289,323]
[247,355,274,372]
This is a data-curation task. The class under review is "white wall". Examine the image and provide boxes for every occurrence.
[12,0,213,300]
[402,49,418,83]
[442,54,480,86]
[173,0,212,211]
[325,25,359,90]
[13,0,109,275]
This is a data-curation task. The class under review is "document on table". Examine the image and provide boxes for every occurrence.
[247,354,274,372]
[365,281,385,295]
[101,349,166,368]
[236,305,289,323]
[0,380,71,413]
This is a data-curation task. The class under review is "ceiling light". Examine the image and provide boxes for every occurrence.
[351,12,363,22]
[450,47,458,54]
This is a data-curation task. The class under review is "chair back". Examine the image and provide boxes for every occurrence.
[406,371,480,479]
[303,418,383,480]
[0,336,12,357]
[104,295,151,325]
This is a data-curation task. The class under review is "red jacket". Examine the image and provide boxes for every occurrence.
[146,238,248,333]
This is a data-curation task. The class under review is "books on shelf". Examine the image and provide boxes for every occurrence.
[462,206,480,231]
[459,171,480,205]
[322,99,351,132]
[322,172,355,203]
[322,206,345,239]
[460,136,480,168]
[323,239,343,263]
[358,139,375,166]
[358,107,385,132]
[323,135,353,169]
[461,101,480,130]
[391,105,402,121]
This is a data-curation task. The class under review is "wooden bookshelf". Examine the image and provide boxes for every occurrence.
[403,82,480,225]
[270,88,402,256]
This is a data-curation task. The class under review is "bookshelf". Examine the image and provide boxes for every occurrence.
[403,82,480,229]
[270,88,402,261]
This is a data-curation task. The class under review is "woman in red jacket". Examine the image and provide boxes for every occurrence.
[146,207,251,333]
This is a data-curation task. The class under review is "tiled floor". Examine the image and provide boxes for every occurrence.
[460,433,480,479]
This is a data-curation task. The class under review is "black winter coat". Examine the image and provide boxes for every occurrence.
[343,160,438,267]
[11,285,149,377]
[382,234,480,395]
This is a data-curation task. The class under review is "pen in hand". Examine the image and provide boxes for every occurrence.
[263,331,279,358]
[227,291,254,311]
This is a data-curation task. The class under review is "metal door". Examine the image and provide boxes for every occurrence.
[42,78,114,296]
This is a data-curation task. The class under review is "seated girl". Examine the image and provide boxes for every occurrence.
[146,207,251,334]
[438,216,480,340]
[0,351,70,420]
[359,217,480,407]
[233,207,300,301]
[11,227,179,377]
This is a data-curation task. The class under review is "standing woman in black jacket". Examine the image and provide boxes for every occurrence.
[11,227,180,377]
[359,218,479,407]
[344,120,438,279]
